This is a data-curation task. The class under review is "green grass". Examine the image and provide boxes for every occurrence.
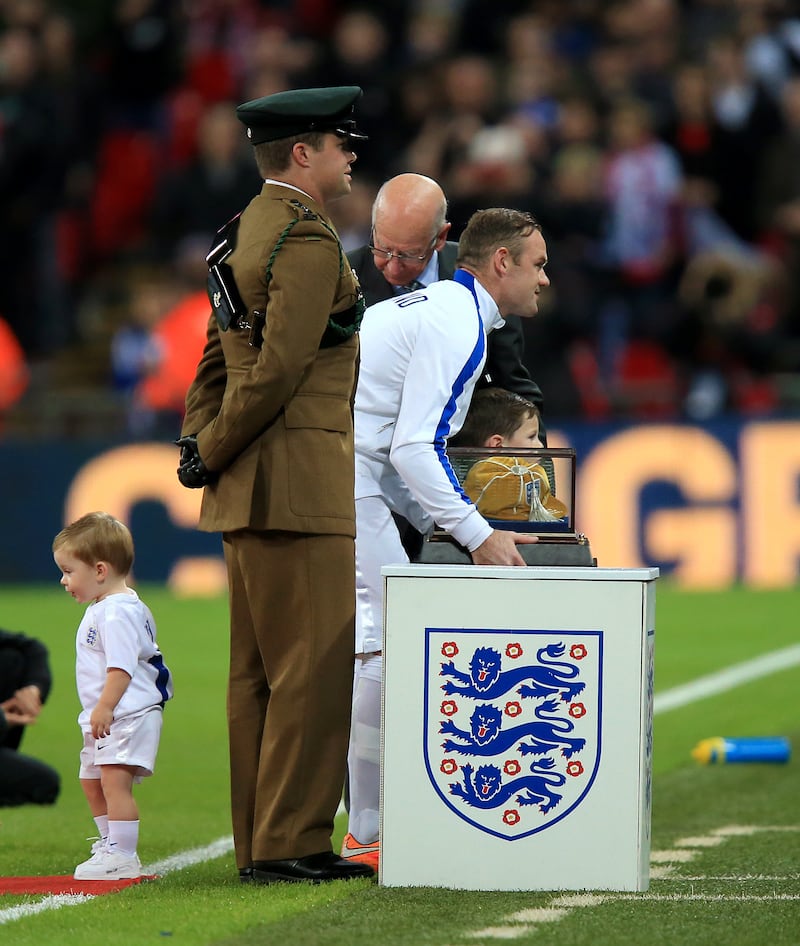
[1,582,798,945]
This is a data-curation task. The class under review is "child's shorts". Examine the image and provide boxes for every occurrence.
[79,707,163,780]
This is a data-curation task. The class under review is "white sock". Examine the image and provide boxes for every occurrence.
[346,653,382,845]
[93,814,109,842]
[107,820,139,857]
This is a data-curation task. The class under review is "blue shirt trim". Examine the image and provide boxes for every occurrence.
[434,270,485,502]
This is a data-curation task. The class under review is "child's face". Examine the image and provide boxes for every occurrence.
[54,550,103,604]
[503,413,542,449]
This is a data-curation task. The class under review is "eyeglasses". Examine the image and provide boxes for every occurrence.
[368,232,437,263]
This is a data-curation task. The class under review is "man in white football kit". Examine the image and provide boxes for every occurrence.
[53,512,173,881]
[342,208,550,868]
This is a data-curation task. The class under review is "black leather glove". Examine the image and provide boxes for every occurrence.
[175,435,217,489]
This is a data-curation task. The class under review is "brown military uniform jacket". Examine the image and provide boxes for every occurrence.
[182,182,361,537]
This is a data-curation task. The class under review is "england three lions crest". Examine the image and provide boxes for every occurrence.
[423,628,603,840]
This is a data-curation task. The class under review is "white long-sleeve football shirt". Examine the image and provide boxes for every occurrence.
[354,270,505,552]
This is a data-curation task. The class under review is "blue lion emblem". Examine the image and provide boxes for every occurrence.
[441,643,585,701]
[440,698,584,758]
[449,758,566,814]
[516,699,586,759]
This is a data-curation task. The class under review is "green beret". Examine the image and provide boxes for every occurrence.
[236,85,368,145]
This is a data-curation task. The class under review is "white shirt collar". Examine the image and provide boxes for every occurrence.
[418,252,439,288]
[263,179,315,201]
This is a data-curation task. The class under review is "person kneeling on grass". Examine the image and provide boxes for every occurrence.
[53,512,174,881]
[0,627,61,807]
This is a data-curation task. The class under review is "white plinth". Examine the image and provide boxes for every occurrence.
[380,565,658,891]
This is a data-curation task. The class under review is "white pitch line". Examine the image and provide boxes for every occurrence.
[0,894,93,925]
[654,643,800,714]
[447,825,799,942]
[615,893,800,902]
[675,875,800,881]
[143,835,233,876]
[0,837,235,927]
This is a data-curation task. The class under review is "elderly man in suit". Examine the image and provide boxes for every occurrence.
[177,86,374,886]
[347,173,545,425]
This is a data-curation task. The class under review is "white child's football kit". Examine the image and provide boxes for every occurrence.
[76,589,173,779]
[346,270,501,851]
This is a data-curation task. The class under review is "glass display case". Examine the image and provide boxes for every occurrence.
[417,447,594,565]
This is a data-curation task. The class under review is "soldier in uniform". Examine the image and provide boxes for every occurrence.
[177,86,373,885]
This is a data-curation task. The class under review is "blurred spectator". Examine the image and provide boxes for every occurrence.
[149,100,259,259]
[601,0,681,128]
[455,0,530,56]
[0,317,29,420]
[704,31,782,241]
[663,62,720,217]
[133,238,213,437]
[328,177,378,253]
[308,8,396,177]
[755,74,800,369]
[673,246,786,418]
[597,97,684,381]
[102,0,182,133]
[530,143,608,416]
[109,265,167,436]
[0,25,68,355]
[180,0,264,104]
[739,0,800,103]
[405,53,503,205]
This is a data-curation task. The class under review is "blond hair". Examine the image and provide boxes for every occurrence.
[52,511,134,576]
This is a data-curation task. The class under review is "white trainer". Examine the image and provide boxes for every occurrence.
[74,848,142,880]
[87,836,107,856]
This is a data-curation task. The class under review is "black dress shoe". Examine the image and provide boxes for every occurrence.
[252,851,374,884]
[239,867,253,883]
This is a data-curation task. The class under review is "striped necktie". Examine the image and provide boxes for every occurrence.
[394,280,424,295]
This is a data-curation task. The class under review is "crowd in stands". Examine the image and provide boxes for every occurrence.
[2,0,800,435]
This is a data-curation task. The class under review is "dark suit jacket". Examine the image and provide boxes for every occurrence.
[347,241,546,437]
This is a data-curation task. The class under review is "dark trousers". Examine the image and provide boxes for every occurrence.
[0,746,60,807]
[0,649,60,806]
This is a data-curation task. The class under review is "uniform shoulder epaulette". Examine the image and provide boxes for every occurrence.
[285,197,319,222]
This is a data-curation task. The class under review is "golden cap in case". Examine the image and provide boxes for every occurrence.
[463,456,568,522]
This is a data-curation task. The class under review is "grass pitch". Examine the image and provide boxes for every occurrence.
[1,582,798,945]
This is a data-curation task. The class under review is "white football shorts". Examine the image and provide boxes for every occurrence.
[79,707,163,780]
